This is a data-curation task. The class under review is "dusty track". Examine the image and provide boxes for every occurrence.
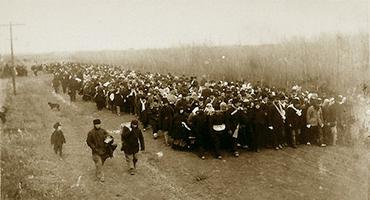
[1,75,369,200]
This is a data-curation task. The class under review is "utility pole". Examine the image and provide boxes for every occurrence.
[336,34,342,91]
[0,22,25,95]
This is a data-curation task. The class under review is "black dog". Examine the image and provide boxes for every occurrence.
[48,102,60,111]
[0,106,8,123]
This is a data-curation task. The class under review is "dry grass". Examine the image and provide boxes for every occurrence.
[0,77,85,200]
[70,33,369,93]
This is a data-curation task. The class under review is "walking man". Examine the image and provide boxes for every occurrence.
[121,120,145,175]
[86,119,110,182]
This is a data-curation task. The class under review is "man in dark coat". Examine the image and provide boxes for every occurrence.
[237,101,253,150]
[121,87,131,113]
[252,101,267,152]
[189,108,209,159]
[159,99,174,145]
[149,99,161,139]
[86,119,112,182]
[286,98,302,148]
[170,106,191,150]
[51,122,66,157]
[127,88,136,115]
[121,120,145,175]
[208,103,228,159]
[113,89,124,116]
[300,99,309,145]
[61,73,69,94]
[267,98,285,150]
[68,76,79,102]
[175,95,188,113]
[225,101,241,157]
[94,86,106,111]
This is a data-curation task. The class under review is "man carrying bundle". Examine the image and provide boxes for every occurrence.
[86,119,116,182]
[121,120,145,175]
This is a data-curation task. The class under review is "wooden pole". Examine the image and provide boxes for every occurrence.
[10,23,16,95]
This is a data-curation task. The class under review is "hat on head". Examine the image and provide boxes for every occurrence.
[291,98,300,105]
[131,119,139,126]
[93,119,101,125]
[53,122,61,129]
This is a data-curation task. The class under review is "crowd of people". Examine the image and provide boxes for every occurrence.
[45,62,363,160]
[1,63,28,78]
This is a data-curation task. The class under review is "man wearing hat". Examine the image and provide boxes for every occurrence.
[159,98,174,145]
[51,122,66,158]
[121,120,145,175]
[149,99,161,139]
[86,119,110,182]
[286,98,302,148]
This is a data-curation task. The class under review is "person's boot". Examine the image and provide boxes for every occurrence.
[133,158,138,168]
[164,132,169,146]
[129,168,135,175]
[292,135,297,148]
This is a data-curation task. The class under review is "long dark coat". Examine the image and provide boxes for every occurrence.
[159,105,174,131]
[95,90,106,110]
[113,92,124,106]
[86,128,117,164]
[209,111,227,128]
[225,107,241,133]
[254,104,268,125]
[121,127,145,155]
[148,106,160,125]
[267,103,284,128]
[190,111,209,136]
[86,128,110,156]
[51,130,66,146]
[286,106,301,129]
[171,112,189,140]
[189,110,210,148]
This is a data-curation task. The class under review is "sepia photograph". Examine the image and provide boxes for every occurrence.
[0,0,369,199]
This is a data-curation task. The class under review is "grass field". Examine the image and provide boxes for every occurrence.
[1,74,369,200]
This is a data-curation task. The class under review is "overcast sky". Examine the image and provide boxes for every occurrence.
[0,0,368,54]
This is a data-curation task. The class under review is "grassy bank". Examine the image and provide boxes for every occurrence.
[0,77,84,200]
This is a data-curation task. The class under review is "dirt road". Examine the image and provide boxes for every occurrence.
[1,75,369,200]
